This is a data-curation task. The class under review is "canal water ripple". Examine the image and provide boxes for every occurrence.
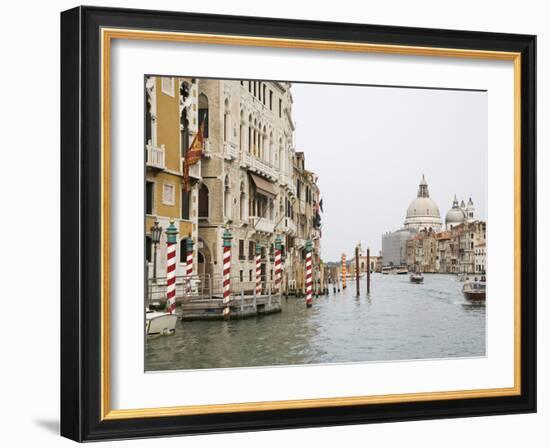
[145,274,486,371]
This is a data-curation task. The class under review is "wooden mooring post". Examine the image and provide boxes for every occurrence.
[355,245,360,297]
[366,247,371,295]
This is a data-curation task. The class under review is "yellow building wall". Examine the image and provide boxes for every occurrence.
[156,77,181,173]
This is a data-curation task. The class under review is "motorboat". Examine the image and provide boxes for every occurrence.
[410,272,424,284]
[462,279,486,301]
[146,309,178,336]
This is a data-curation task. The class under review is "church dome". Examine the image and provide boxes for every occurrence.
[404,175,442,231]
[445,195,465,227]
[406,197,441,220]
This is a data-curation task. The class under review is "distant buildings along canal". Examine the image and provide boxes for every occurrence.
[381,175,486,274]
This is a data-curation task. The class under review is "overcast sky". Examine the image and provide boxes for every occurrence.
[291,82,487,262]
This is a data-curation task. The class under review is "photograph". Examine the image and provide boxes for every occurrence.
[144,76,488,371]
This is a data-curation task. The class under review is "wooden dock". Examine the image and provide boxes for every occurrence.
[179,294,282,320]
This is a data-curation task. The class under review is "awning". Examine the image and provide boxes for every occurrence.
[249,173,276,198]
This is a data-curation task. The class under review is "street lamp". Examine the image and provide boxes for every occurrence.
[150,220,162,283]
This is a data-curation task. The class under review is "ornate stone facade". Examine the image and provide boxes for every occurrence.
[145,77,323,297]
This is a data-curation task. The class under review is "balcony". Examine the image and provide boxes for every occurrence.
[202,139,212,158]
[241,152,277,181]
[223,141,239,160]
[249,216,275,234]
[277,217,297,235]
[146,143,165,170]
[181,158,201,179]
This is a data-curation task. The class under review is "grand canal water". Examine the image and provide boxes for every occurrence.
[145,273,486,371]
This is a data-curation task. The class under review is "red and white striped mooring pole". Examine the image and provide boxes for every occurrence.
[185,237,193,294]
[255,243,262,296]
[222,228,232,318]
[305,239,313,308]
[165,220,178,314]
[274,235,282,295]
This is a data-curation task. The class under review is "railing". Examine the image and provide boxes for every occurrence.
[212,274,278,296]
[146,143,165,170]
[251,157,276,179]
[277,217,297,235]
[146,274,212,304]
[249,216,275,233]
[223,141,239,160]
[241,151,276,180]
[147,273,281,302]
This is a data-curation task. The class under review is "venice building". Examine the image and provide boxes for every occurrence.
[382,175,486,274]
[145,76,201,288]
[144,76,323,298]
[382,175,442,267]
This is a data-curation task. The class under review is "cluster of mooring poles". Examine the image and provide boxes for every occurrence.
[156,220,320,317]
[337,245,371,298]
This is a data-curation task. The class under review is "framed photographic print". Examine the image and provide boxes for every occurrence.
[60,6,536,441]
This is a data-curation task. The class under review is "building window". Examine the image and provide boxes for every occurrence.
[240,270,244,282]
[249,269,253,281]
[145,96,152,145]
[198,184,209,218]
[146,181,154,214]
[262,84,266,104]
[238,240,245,260]
[249,241,255,260]
[162,183,175,205]
[145,236,152,262]
[198,93,209,138]
[224,176,231,219]
[180,83,190,158]
[269,90,273,110]
[161,77,174,96]
[181,189,190,220]
[223,99,230,142]
[279,99,282,117]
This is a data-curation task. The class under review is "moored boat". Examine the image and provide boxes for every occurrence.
[146,309,178,336]
[410,272,424,284]
[396,267,408,275]
[462,279,486,301]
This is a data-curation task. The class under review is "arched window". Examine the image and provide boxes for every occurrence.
[198,93,209,138]
[223,98,230,142]
[269,131,273,165]
[239,110,244,151]
[248,115,253,153]
[181,188,190,220]
[145,97,152,145]
[262,125,267,160]
[145,236,152,262]
[239,182,247,221]
[224,175,231,219]
[198,184,209,218]
[179,238,188,263]
[253,119,258,156]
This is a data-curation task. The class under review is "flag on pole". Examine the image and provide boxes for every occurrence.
[183,120,205,192]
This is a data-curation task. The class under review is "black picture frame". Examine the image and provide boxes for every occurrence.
[61,5,536,442]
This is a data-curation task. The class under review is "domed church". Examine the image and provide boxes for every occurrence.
[403,175,442,232]
[445,195,476,230]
